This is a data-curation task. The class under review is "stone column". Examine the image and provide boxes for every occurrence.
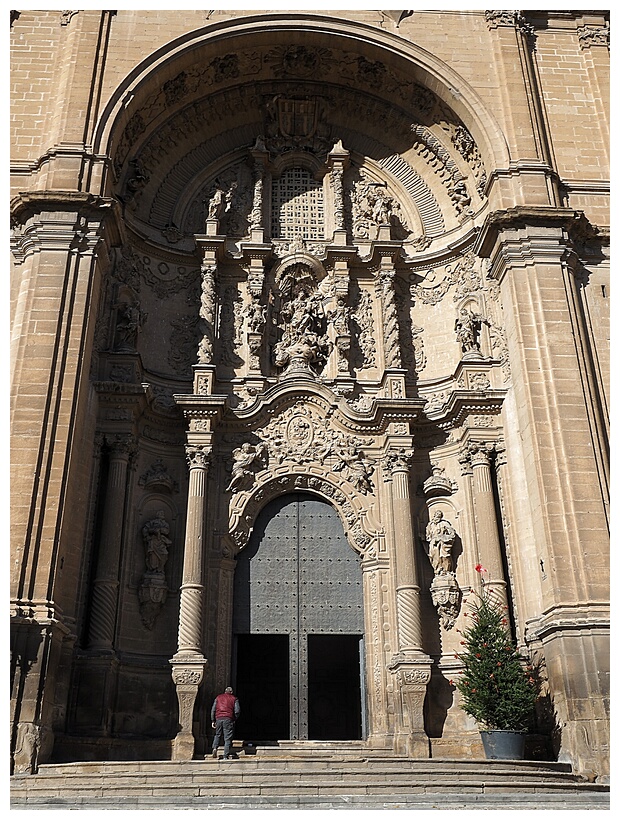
[379,264,402,370]
[464,442,507,607]
[197,263,217,365]
[170,444,211,761]
[87,433,134,650]
[327,139,350,244]
[383,449,431,757]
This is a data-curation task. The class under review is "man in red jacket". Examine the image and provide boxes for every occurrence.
[210,686,241,760]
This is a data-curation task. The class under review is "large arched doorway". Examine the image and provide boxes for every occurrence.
[232,493,365,741]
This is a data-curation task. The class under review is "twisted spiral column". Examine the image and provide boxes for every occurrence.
[380,268,402,369]
[197,264,217,364]
[87,434,134,650]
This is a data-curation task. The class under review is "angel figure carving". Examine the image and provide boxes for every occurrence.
[226,442,268,493]
[333,444,374,494]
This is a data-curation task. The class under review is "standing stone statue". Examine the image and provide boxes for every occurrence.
[425,510,456,575]
[455,307,483,357]
[142,511,172,574]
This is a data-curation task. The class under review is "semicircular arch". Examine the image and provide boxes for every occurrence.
[226,470,382,560]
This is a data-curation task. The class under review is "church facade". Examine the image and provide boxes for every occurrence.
[10,10,609,779]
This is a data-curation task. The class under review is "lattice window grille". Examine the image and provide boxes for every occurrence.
[271,168,324,239]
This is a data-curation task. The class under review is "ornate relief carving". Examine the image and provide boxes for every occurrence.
[138,511,172,629]
[421,464,458,498]
[380,268,402,368]
[578,25,609,50]
[185,445,212,470]
[333,445,375,494]
[484,11,518,28]
[139,459,179,493]
[264,45,333,79]
[226,442,268,493]
[351,288,377,371]
[169,314,201,374]
[272,266,332,377]
[382,448,414,475]
[138,256,199,298]
[348,170,411,240]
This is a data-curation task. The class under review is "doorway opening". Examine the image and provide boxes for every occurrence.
[308,634,363,740]
[234,634,289,741]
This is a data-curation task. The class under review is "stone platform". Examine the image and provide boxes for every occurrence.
[10,742,610,810]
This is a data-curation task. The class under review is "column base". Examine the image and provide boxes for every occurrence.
[388,652,432,758]
[170,654,207,762]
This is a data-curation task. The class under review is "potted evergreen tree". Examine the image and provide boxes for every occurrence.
[454,565,538,759]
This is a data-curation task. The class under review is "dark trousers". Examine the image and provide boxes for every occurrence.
[212,718,235,757]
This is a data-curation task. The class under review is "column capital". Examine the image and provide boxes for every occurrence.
[185,444,212,470]
[382,448,414,477]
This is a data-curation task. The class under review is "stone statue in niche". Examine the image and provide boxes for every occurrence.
[455,307,485,359]
[138,511,172,629]
[114,301,145,352]
[327,297,351,335]
[273,272,332,377]
[425,510,456,575]
[207,187,226,220]
[425,510,461,629]
[142,511,172,574]
[226,442,268,493]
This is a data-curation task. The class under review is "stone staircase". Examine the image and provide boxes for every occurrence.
[11,742,610,810]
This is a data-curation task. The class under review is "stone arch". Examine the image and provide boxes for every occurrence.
[93,14,511,237]
[226,470,382,560]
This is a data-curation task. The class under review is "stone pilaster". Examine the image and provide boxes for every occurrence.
[477,207,609,777]
[170,444,211,761]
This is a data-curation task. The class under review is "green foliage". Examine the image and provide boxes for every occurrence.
[455,591,538,731]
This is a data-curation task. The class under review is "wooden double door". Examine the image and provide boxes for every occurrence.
[232,493,365,741]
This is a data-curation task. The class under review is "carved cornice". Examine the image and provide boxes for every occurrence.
[577,25,609,50]
[475,206,598,260]
[423,388,506,429]
[10,191,119,227]
[216,380,425,435]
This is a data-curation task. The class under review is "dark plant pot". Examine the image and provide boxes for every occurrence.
[480,730,526,760]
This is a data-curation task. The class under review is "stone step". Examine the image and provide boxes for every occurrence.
[10,793,611,811]
[11,756,608,805]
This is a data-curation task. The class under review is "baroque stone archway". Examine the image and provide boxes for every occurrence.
[11,10,609,777]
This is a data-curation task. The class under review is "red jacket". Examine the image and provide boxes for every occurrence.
[212,692,239,721]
